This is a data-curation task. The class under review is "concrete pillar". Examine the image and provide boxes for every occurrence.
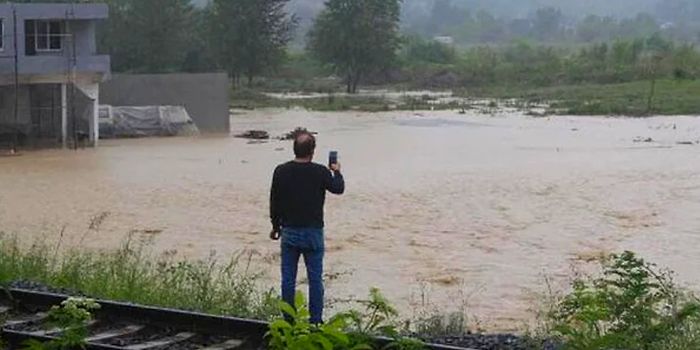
[93,89,99,146]
[74,81,100,147]
[61,83,67,148]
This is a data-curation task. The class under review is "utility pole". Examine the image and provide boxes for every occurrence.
[12,6,19,151]
[68,8,78,150]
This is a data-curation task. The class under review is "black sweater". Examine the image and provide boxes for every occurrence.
[270,161,345,229]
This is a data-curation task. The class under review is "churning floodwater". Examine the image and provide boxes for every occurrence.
[1,109,700,331]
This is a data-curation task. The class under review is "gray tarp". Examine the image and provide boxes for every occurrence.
[99,105,199,138]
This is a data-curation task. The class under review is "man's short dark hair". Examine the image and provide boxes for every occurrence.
[294,132,316,158]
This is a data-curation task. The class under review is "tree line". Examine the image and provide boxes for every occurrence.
[406,0,700,45]
[97,0,299,86]
[11,0,700,94]
[399,34,700,90]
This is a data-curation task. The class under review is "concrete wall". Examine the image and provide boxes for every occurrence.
[100,73,230,133]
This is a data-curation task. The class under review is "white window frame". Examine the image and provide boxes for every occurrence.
[34,20,64,52]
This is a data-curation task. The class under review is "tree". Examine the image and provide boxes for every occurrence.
[96,0,137,72]
[127,0,194,73]
[429,0,469,36]
[403,35,456,64]
[576,15,617,43]
[474,10,505,43]
[210,0,297,86]
[531,7,564,42]
[618,13,659,39]
[181,5,219,73]
[308,0,402,93]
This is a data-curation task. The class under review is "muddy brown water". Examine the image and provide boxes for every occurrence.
[1,109,700,331]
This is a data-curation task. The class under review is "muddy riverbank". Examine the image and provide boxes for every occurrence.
[1,109,699,331]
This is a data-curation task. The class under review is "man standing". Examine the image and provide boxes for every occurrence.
[269,132,344,324]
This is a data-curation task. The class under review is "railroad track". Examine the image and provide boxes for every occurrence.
[0,288,471,350]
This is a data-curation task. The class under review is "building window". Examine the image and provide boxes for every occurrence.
[28,20,64,52]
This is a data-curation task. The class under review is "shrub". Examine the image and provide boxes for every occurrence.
[267,288,427,350]
[267,293,367,350]
[550,251,700,350]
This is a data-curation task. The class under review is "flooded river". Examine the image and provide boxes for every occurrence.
[1,109,700,331]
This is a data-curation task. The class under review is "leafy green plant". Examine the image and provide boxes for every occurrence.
[551,251,700,350]
[267,292,371,350]
[347,288,399,335]
[267,289,426,350]
[345,288,426,350]
[23,297,100,350]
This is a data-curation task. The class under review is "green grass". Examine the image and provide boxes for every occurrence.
[0,235,278,321]
[461,79,700,116]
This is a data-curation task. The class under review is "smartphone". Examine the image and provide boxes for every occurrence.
[329,151,338,167]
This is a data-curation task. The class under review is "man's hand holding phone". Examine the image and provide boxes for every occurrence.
[329,151,341,173]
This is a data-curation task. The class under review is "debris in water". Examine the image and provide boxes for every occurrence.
[130,228,163,236]
[676,141,695,145]
[235,130,270,140]
[633,137,654,143]
[279,127,317,140]
[88,211,111,231]
[526,110,548,117]
[427,274,460,286]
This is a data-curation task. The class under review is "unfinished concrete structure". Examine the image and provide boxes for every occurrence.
[0,3,110,148]
[101,73,230,134]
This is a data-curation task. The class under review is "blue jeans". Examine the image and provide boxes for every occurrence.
[281,227,324,324]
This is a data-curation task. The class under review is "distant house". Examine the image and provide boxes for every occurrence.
[660,22,675,31]
[0,3,110,148]
[433,36,455,45]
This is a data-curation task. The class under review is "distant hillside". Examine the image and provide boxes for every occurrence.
[190,0,696,45]
[190,0,321,21]
[192,0,671,23]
